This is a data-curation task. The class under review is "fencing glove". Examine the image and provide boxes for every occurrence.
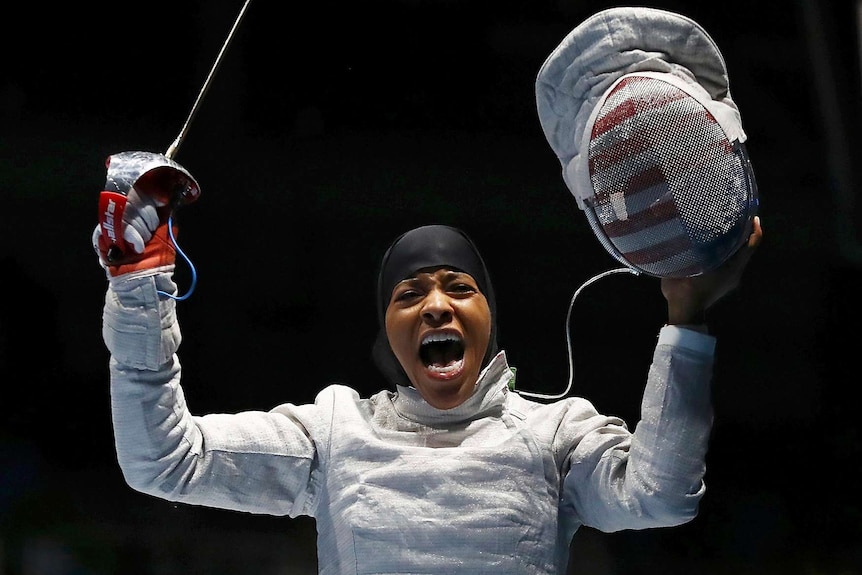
[92,151,200,279]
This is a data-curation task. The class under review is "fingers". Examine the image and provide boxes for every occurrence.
[728,216,762,274]
[748,216,763,249]
[93,187,168,258]
[707,215,763,302]
[123,224,147,254]
[661,216,764,318]
[123,187,164,253]
[93,207,149,255]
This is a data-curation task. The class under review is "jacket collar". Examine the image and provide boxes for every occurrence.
[392,351,513,425]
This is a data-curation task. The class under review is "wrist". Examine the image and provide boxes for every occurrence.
[108,264,176,287]
[667,305,706,326]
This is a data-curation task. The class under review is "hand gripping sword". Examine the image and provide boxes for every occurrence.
[98,0,254,265]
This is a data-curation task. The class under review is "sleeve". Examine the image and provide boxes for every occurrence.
[560,325,715,532]
[104,272,321,518]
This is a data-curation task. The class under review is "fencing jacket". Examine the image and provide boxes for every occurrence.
[104,272,715,575]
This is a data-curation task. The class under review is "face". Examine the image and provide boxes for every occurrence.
[384,267,492,409]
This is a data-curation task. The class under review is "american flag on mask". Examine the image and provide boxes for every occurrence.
[586,75,752,278]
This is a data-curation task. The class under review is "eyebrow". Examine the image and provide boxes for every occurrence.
[396,270,467,287]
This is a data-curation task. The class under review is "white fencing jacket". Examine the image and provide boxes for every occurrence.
[104,272,715,575]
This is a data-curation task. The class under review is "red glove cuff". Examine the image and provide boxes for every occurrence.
[103,223,178,277]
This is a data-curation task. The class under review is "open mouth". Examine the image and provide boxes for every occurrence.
[420,333,465,375]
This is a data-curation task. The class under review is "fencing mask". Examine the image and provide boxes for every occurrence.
[536,7,758,278]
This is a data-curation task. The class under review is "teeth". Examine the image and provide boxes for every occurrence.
[427,358,464,374]
[421,333,462,346]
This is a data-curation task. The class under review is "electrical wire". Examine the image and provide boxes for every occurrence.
[516,266,638,400]
[156,213,198,301]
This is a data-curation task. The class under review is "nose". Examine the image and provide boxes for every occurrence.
[421,287,453,325]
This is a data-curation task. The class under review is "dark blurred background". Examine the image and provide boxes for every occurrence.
[1,0,860,573]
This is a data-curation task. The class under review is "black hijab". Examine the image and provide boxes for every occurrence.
[372,225,499,388]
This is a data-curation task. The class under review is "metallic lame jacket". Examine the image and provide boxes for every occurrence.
[103,272,715,575]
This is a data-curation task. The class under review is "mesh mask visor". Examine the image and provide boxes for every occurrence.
[582,73,758,278]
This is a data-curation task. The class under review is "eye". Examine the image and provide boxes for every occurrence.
[394,288,423,302]
[448,283,477,294]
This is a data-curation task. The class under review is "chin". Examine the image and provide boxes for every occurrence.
[414,372,477,408]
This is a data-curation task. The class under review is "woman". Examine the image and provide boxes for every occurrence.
[95,215,762,574]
